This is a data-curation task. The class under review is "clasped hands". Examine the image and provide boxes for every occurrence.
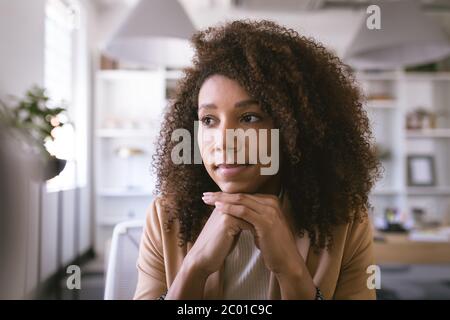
[199,192,305,277]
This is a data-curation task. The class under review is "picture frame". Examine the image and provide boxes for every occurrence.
[407,155,436,187]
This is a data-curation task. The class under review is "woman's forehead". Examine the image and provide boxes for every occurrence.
[198,75,255,108]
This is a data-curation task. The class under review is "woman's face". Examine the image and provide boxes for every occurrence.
[197,74,280,194]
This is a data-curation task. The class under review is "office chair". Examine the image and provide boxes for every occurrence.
[104,219,144,300]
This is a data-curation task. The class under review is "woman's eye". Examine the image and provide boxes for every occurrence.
[200,116,215,127]
[241,114,261,123]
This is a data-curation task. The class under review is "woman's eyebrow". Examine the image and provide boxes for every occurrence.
[198,103,217,110]
[198,99,259,111]
[234,99,259,108]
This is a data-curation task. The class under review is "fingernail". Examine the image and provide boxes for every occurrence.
[202,196,212,203]
[203,192,212,196]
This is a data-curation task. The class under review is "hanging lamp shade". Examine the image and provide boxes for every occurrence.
[344,0,450,70]
[104,0,196,68]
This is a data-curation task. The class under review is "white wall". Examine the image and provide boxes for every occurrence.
[0,0,46,97]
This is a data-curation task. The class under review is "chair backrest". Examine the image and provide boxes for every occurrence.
[104,220,144,300]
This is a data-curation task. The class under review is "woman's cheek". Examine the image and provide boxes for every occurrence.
[198,127,216,167]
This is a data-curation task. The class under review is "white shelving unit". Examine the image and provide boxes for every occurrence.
[93,68,450,252]
[358,71,450,228]
[94,68,182,255]
[406,128,450,139]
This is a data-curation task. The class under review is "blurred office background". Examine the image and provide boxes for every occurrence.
[1,0,450,300]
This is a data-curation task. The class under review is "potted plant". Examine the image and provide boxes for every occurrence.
[0,86,70,180]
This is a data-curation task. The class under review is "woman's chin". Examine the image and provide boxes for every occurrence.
[217,180,257,194]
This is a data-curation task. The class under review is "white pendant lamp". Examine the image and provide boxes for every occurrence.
[104,0,196,68]
[345,0,450,70]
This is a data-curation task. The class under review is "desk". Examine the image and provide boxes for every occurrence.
[374,231,450,264]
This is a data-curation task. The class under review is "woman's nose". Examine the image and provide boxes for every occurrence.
[215,120,239,153]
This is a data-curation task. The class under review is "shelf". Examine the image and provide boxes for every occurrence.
[357,71,450,82]
[403,72,450,82]
[165,69,184,80]
[371,188,402,196]
[98,188,154,197]
[409,229,450,243]
[372,187,450,196]
[98,69,162,80]
[407,187,450,196]
[406,129,450,139]
[356,71,399,81]
[97,129,158,138]
[366,100,397,109]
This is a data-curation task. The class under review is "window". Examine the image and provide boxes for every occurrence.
[44,0,83,190]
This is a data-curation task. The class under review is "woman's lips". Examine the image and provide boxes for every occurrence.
[215,164,252,178]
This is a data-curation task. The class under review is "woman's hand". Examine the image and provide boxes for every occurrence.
[202,191,317,299]
[184,205,252,278]
[166,205,252,299]
[202,192,301,275]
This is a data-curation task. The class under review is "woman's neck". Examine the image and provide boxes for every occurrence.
[255,173,282,197]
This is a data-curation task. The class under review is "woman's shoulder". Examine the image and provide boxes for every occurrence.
[330,214,374,266]
[344,215,373,246]
[144,194,181,240]
[146,193,177,218]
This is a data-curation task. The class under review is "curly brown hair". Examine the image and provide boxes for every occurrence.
[153,19,382,250]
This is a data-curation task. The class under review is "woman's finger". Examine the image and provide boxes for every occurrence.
[215,201,263,227]
[245,193,280,209]
[203,192,275,216]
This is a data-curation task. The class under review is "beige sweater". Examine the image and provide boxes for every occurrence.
[134,193,377,300]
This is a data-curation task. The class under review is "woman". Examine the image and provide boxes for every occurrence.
[134,20,382,300]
